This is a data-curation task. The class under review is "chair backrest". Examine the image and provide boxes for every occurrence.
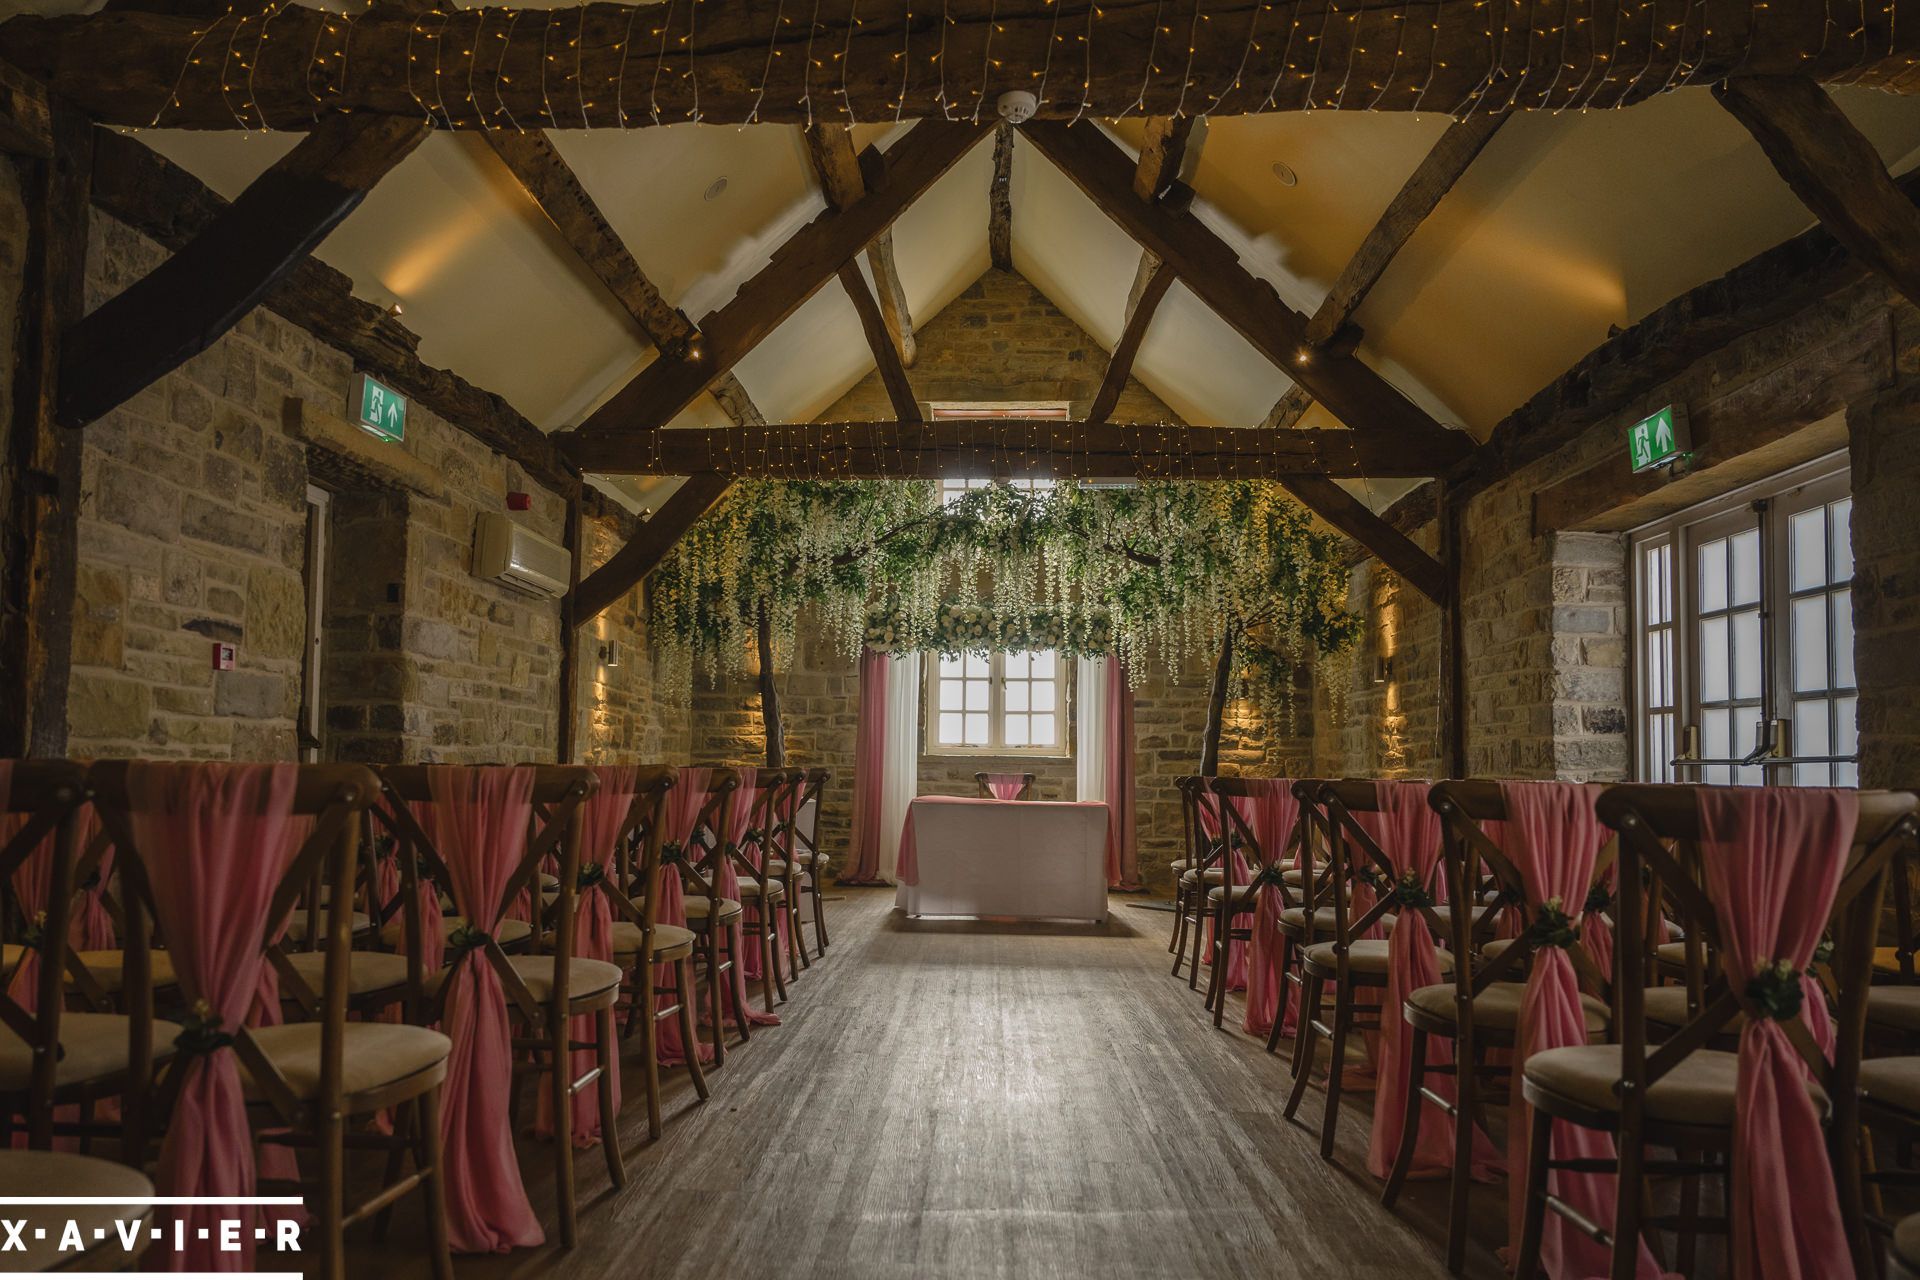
[680,769,743,901]
[0,761,97,1145]
[590,766,675,948]
[1211,777,1304,902]
[89,761,379,1138]
[1311,779,1438,953]
[374,765,596,1027]
[975,772,1035,800]
[792,767,830,866]
[1597,785,1918,1135]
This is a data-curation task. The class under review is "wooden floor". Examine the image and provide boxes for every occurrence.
[356,888,1510,1280]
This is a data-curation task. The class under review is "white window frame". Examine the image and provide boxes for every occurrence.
[1627,452,1855,786]
[924,649,1070,757]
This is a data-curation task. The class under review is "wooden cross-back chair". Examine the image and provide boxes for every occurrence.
[1268,778,1348,1054]
[1866,832,1920,1051]
[725,767,797,1011]
[678,769,750,1065]
[1509,784,1917,1280]
[787,767,832,957]
[0,760,165,1156]
[375,763,617,1248]
[756,767,813,979]
[90,761,453,1280]
[1205,778,1304,1030]
[1282,779,1456,1163]
[53,807,184,1016]
[1171,776,1229,987]
[1386,780,1617,1273]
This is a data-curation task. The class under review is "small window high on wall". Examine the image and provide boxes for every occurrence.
[1629,455,1855,785]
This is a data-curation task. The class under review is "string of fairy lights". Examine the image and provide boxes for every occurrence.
[136,0,1905,135]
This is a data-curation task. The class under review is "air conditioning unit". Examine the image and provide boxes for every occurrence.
[472,512,570,600]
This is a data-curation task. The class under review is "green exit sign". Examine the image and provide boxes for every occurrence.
[1627,404,1690,474]
[350,373,406,443]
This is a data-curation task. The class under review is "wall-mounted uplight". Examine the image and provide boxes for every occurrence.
[1372,654,1394,685]
[600,642,621,669]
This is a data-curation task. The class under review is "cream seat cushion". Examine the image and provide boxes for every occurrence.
[1406,981,1607,1034]
[71,949,179,992]
[283,911,371,944]
[379,914,532,950]
[609,921,696,959]
[1427,903,1497,931]
[1526,1045,1828,1127]
[1643,985,1744,1032]
[243,1022,450,1101]
[683,896,744,921]
[1869,986,1920,1032]
[0,1150,152,1271]
[1281,907,1396,935]
[282,949,412,997]
[1207,883,1259,906]
[1179,867,1228,887]
[735,879,786,901]
[0,1013,181,1091]
[422,954,622,1001]
[1859,1056,1920,1116]
[1304,939,1452,976]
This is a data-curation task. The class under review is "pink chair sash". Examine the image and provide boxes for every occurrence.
[1241,781,1300,1038]
[985,775,1026,801]
[716,773,778,1026]
[3,783,54,1013]
[1697,787,1858,1280]
[427,765,544,1254]
[1501,781,1663,1279]
[537,765,636,1148]
[1367,781,1503,1184]
[68,809,116,954]
[843,650,891,884]
[125,761,302,1272]
[654,767,713,1067]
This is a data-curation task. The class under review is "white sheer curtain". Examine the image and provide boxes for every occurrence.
[878,651,922,882]
[1076,656,1108,806]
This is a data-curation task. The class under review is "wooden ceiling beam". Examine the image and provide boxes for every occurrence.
[484,128,764,428]
[805,125,916,366]
[558,419,1463,479]
[573,474,732,623]
[88,128,578,495]
[1087,259,1174,425]
[1112,116,1203,402]
[0,59,51,159]
[11,1,1920,129]
[1021,119,1466,464]
[1280,474,1447,605]
[564,120,989,443]
[989,123,1014,270]
[840,262,921,420]
[1255,115,1503,429]
[59,111,430,427]
[1714,75,1920,311]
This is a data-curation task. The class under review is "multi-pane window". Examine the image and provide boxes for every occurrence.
[928,650,1063,753]
[940,476,1056,506]
[1630,457,1855,786]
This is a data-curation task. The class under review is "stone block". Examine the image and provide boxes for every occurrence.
[96,459,178,540]
[214,669,287,719]
[245,566,308,661]
[72,563,126,669]
[69,676,152,742]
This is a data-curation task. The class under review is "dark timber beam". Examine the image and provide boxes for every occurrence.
[88,128,578,495]
[1715,75,1920,311]
[570,121,989,441]
[1280,474,1448,605]
[557,420,1462,479]
[1,108,90,756]
[60,111,430,427]
[1087,259,1174,425]
[485,128,764,427]
[573,474,732,623]
[0,60,51,159]
[1110,116,1201,416]
[1256,114,1503,428]
[840,263,921,421]
[1021,119,1465,462]
[805,125,916,366]
[9,1,1920,129]
[989,123,1014,271]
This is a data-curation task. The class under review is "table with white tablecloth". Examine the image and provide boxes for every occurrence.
[894,795,1109,923]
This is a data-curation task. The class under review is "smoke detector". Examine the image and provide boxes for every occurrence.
[997,90,1038,124]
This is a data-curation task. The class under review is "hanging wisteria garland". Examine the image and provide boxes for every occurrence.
[646,476,1362,718]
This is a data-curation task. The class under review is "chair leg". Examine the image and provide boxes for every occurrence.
[1283,975,1323,1120]
[1514,1105,1553,1280]
[1212,914,1234,1030]
[1611,1122,1645,1280]
[1168,884,1186,956]
[1319,979,1350,1161]
[675,955,710,1102]
[1187,898,1207,991]
[638,965,663,1140]
[597,1006,625,1188]
[552,1028,577,1249]
[815,877,831,951]
[417,1087,454,1280]
[761,915,783,1010]
[1381,1026,1428,1210]
[1445,1040,1476,1275]
[701,929,727,1069]
[1264,938,1296,1055]
[790,896,809,973]
[315,1105,346,1280]
[726,926,753,1044]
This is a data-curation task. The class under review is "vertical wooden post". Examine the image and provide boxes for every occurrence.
[756,599,785,768]
[1437,485,1467,778]
[557,497,581,763]
[1199,621,1236,776]
[0,109,91,758]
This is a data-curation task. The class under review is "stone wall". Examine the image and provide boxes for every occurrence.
[58,205,671,764]
[574,510,692,764]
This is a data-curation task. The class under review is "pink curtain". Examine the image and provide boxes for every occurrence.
[1501,781,1664,1279]
[715,773,779,1027]
[427,765,544,1254]
[1697,788,1858,1280]
[985,775,1026,801]
[404,806,447,976]
[1105,662,1139,889]
[536,765,635,1148]
[68,809,115,953]
[4,781,55,1013]
[124,761,301,1272]
[656,768,714,1067]
[1367,780,1503,1184]
[1242,780,1300,1038]
[843,649,891,884]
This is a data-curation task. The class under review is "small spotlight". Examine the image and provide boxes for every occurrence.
[600,642,621,668]
[387,302,404,318]
[1295,348,1311,366]
[1372,655,1393,685]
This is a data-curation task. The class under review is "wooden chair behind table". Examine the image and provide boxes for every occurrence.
[1386,780,1614,1274]
[1510,784,1915,1280]
[1282,779,1454,1161]
[729,769,794,1010]
[680,769,752,1065]
[975,772,1035,800]
[759,767,812,978]
[786,767,833,958]
[1269,780,1344,1057]
[1167,776,1203,968]
[376,764,619,1247]
[90,761,454,1280]
[0,761,169,1157]
[1172,777,1228,988]
[1867,828,1920,1048]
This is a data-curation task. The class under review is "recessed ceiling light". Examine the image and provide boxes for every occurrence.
[1271,161,1299,187]
[704,176,730,201]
